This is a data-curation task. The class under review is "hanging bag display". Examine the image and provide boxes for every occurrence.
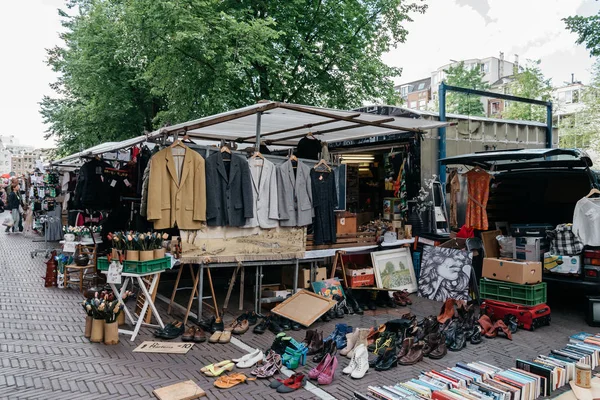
[547,223,583,256]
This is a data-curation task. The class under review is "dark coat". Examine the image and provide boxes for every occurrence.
[7,192,20,210]
[74,158,112,210]
[205,152,254,227]
[311,169,337,245]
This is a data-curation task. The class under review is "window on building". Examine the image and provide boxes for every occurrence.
[419,100,426,108]
[573,90,580,103]
[409,101,418,108]
[482,62,490,73]
[432,75,437,87]
[558,91,566,102]
[565,90,573,104]
[401,86,409,97]
[491,101,500,115]
[417,83,425,91]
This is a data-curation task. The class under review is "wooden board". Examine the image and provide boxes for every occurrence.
[135,274,160,324]
[271,289,337,327]
[133,341,194,354]
[153,380,206,400]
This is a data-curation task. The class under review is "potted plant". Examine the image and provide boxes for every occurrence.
[104,300,123,345]
[153,233,169,259]
[124,232,139,261]
[82,299,94,338]
[90,298,106,343]
[138,233,154,261]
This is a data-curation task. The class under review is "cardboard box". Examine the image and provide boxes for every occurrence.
[513,237,549,262]
[345,267,375,287]
[482,257,542,284]
[543,252,582,275]
[262,284,291,298]
[282,266,327,289]
[481,230,501,258]
[336,213,357,234]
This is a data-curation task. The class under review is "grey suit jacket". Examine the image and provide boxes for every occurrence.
[276,160,313,227]
[244,158,279,229]
[205,152,254,227]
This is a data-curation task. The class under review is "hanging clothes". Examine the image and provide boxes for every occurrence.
[73,158,112,210]
[296,136,322,160]
[244,157,279,229]
[147,145,207,229]
[447,169,460,229]
[277,159,313,227]
[465,168,492,230]
[311,169,337,245]
[399,159,408,220]
[573,197,600,246]
[205,152,254,227]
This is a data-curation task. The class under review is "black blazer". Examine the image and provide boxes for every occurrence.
[74,158,112,210]
[205,152,254,227]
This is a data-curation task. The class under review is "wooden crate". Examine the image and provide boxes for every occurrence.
[336,212,357,235]
[306,232,377,250]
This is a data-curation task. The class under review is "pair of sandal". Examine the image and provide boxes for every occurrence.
[251,350,282,378]
[208,330,231,344]
[201,360,234,377]
[213,373,255,389]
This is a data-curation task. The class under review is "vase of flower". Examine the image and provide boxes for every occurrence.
[90,318,105,343]
[84,315,93,338]
[126,250,140,261]
[139,250,154,261]
[117,311,126,326]
[64,233,75,242]
[104,321,119,345]
[153,248,165,259]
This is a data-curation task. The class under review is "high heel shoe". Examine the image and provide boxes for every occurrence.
[309,353,332,380]
[252,350,282,378]
[317,355,338,385]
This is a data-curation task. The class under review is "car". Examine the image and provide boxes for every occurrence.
[441,148,600,294]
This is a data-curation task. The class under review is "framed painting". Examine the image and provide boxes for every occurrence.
[370,248,417,293]
[311,278,345,298]
[417,246,472,302]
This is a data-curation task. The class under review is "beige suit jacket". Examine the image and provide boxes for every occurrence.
[147,146,206,229]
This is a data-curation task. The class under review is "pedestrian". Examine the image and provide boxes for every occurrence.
[6,185,23,233]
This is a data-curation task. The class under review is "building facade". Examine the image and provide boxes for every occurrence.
[395,78,432,111]
[553,81,585,123]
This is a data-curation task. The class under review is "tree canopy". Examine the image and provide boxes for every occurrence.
[41,0,427,155]
[503,60,552,123]
[564,11,600,57]
[443,61,489,116]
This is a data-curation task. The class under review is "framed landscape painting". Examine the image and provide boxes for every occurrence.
[370,248,417,293]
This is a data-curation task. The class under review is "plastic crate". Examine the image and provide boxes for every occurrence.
[96,257,170,273]
[480,279,546,306]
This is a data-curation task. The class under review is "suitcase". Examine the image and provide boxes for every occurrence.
[481,299,551,331]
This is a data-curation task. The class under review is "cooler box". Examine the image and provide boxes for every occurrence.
[543,253,582,275]
[513,236,549,262]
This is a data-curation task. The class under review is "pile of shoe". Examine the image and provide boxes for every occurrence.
[268,333,308,369]
[438,299,484,350]
[478,314,515,340]
[320,291,363,322]
[154,321,185,340]
[253,314,300,334]
[392,290,413,306]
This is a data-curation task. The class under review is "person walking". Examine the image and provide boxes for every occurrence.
[6,185,22,233]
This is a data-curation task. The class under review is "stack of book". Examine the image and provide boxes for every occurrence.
[354,336,600,400]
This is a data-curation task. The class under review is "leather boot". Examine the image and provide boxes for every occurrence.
[504,315,518,334]
[448,324,467,351]
[366,325,383,346]
[308,331,324,355]
[441,320,458,347]
[478,315,496,338]
[302,330,315,347]
[313,339,336,363]
[470,326,483,345]
[396,337,413,359]
[422,333,439,357]
[374,346,397,371]
[347,328,370,358]
[427,334,447,360]
[398,341,424,366]
[437,299,457,324]
[494,320,513,340]
[340,328,359,356]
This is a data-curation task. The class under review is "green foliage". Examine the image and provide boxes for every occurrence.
[564,12,600,57]
[559,60,600,157]
[42,0,427,155]
[443,61,489,116]
[503,60,552,123]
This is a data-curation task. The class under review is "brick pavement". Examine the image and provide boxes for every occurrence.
[0,227,597,399]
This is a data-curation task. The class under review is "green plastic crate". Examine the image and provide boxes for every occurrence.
[97,257,170,273]
[480,279,546,306]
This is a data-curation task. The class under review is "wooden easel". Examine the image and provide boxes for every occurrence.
[168,264,220,324]
[222,262,245,313]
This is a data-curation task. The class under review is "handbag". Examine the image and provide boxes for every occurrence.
[2,214,14,227]
[547,223,583,256]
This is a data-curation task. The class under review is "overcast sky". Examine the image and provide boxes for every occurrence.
[0,0,598,149]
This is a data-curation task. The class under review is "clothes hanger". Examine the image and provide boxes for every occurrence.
[182,133,196,145]
[306,130,317,140]
[585,188,600,198]
[250,151,264,160]
[314,158,331,172]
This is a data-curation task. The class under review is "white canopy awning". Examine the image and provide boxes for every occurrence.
[51,102,451,165]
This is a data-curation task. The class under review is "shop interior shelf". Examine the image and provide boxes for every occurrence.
[97,257,170,273]
[480,279,546,306]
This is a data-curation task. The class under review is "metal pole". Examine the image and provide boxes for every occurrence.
[546,102,553,148]
[255,111,263,148]
[198,263,204,320]
[439,82,447,187]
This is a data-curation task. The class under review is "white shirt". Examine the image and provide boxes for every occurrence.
[573,197,600,246]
